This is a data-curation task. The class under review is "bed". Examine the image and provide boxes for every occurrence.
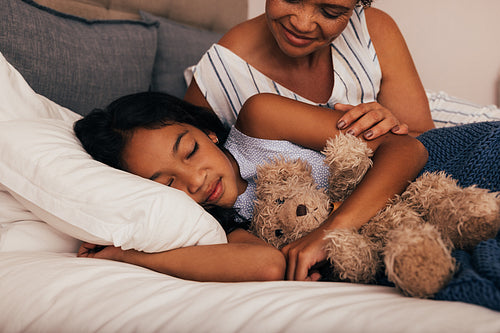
[1,0,499,332]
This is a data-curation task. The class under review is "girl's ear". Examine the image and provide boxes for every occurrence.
[208,132,219,145]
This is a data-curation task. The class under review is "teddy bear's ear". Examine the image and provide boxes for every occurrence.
[323,134,373,202]
[256,157,316,186]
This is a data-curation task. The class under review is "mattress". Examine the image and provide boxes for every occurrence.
[1,251,499,332]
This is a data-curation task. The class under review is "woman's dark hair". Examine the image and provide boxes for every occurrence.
[74,91,247,229]
[358,0,373,7]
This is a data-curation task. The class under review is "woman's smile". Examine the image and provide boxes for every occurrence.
[280,23,315,48]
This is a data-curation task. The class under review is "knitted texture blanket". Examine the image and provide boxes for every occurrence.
[417,121,500,191]
[417,121,500,310]
[434,231,500,311]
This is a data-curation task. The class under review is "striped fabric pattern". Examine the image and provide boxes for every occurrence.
[427,90,500,128]
[187,6,380,128]
[185,7,500,129]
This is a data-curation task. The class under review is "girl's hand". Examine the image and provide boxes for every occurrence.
[77,242,125,261]
[335,102,409,140]
[280,227,330,281]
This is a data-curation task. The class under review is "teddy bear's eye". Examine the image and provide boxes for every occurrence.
[275,229,284,238]
[275,198,285,205]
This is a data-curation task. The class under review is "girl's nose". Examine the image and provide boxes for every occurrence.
[185,166,206,195]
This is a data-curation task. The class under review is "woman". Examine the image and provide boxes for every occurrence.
[184,0,435,139]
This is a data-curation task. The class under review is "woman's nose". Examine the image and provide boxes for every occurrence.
[289,8,317,33]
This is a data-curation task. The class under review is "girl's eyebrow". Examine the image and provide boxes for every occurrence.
[173,129,188,154]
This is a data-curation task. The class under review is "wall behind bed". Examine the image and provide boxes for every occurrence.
[248,0,500,107]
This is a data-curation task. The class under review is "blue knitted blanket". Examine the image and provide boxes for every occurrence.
[416,122,500,310]
[434,231,500,311]
[417,121,500,191]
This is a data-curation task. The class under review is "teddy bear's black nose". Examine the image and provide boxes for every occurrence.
[296,204,307,216]
[275,229,284,237]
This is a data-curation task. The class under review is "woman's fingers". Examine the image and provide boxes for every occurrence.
[335,102,408,139]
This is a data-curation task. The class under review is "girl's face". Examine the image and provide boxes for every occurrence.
[266,0,357,57]
[122,123,241,209]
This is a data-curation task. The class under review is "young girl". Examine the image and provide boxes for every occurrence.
[74,92,499,282]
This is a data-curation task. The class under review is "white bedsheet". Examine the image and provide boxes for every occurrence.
[1,252,499,332]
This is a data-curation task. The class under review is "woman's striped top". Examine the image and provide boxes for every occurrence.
[186,6,380,128]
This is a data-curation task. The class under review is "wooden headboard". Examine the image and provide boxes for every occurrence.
[35,0,247,32]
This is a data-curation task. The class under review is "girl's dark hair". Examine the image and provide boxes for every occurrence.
[74,91,228,170]
[74,91,246,229]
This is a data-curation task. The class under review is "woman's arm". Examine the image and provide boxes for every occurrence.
[336,8,435,139]
[236,94,428,280]
[78,229,286,282]
[366,8,434,136]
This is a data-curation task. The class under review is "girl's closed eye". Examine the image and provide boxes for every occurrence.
[186,142,198,159]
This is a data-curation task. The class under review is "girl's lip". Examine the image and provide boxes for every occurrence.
[281,24,314,47]
[206,179,223,204]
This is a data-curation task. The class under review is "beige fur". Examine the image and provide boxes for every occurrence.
[252,134,500,298]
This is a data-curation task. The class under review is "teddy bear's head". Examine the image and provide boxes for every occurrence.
[252,157,332,249]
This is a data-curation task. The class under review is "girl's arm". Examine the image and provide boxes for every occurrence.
[78,229,286,282]
[336,8,435,139]
[236,93,428,281]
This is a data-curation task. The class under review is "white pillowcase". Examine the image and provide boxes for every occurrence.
[0,52,226,252]
[0,185,80,253]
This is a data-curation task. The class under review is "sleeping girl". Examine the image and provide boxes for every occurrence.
[74,91,499,282]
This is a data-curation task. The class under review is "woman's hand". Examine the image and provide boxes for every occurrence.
[335,102,409,140]
[280,227,330,281]
[77,242,125,261]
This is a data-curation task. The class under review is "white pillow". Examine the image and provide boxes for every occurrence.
[0,51,227,252]
[0,53,80,122]
[0,185,80,253]
[0,119,227,252]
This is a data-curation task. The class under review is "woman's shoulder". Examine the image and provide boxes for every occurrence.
[218,14,269,60]
[364,7,400,39]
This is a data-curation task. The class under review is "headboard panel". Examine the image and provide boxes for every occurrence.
[35,0,247,32]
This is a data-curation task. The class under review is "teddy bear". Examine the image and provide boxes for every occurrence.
[252,134,500,298]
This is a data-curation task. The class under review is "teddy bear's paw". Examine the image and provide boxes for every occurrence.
[324,229,381,283]
[435,186,500,251]
[384,224,455,298]
[322,134,373,202]
[403,172,500,251]
[401,172,500,250]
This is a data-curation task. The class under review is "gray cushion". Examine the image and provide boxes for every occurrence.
[141,12,223,99]
[0,0,158,115]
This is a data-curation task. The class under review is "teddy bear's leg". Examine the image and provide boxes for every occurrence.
[402,172,500,251]
[384,223,455,298]
[324,229,381,283]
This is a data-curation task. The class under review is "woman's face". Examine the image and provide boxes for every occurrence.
[266,0,357,57]
[122,123,240,209]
